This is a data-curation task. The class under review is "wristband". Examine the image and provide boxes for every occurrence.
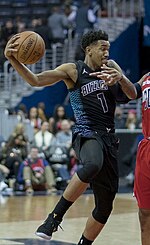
[134,82,142,98]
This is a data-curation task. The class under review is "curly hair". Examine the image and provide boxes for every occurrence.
[81,30,109,51]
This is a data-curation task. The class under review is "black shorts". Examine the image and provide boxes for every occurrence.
[72,131,119,193]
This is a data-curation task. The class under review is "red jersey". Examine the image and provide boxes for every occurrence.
[142,73,150,138]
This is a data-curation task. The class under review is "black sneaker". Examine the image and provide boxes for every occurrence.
[35,213,62,240]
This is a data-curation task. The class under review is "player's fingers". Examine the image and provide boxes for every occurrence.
[101,64,112,70]
[89,71,101,76]
[8,42,19,48]
[96,73,112,80]
[101,69,115,74]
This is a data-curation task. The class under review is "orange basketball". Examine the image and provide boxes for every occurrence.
[12,31,45,64]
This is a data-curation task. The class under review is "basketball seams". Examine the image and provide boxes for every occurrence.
[26,34,40,64]
[17,32,35,61]
[11,31,45,64]
[22,33,38,64]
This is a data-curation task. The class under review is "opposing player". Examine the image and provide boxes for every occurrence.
[134,72,150,245]
[4,30,142,245]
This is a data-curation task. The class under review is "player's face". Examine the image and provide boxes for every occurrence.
[90,40,110,68]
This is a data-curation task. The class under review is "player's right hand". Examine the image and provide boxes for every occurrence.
[4,34,20,59]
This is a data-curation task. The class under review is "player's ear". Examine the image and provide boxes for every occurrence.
[86,46,91,55]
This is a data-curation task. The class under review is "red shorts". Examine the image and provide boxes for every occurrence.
[134,139,150,209]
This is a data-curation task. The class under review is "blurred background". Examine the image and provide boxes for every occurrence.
[0,0,149,195]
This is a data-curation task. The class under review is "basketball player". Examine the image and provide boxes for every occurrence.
[5,30,142,245]
[133,72,150,245]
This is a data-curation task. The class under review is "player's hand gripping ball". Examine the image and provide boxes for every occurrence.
[9,31,45,64]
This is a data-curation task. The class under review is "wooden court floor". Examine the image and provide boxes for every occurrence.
[0,192,141,245]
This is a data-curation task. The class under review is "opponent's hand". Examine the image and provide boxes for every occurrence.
[89,64,123,86]
[4,34,20,59]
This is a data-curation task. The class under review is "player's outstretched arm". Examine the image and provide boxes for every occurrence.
[89,59,137,99]
[4,35,74,87]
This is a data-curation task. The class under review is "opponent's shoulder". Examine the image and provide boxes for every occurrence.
[138,72,150,86]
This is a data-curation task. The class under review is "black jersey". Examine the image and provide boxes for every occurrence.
[69,60,129,137]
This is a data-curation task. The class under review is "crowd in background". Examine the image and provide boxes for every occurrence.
[0,101,142,196]
[0,102,80,195]
[0,0,139,71]
[0,0,144,195]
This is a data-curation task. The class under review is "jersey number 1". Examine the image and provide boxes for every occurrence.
[97,92,108,113]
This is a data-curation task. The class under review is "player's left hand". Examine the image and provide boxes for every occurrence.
[89,64,123,86]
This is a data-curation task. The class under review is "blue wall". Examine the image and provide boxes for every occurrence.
[19,81,68,117]
[110,21,140,83]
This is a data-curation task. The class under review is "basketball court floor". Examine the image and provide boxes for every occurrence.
[0,189,141,245]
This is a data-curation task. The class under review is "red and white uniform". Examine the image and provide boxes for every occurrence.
[134,73,150,209]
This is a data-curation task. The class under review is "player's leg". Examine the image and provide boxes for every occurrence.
[63,138,104,201]
[78,177,116,244]
[77,135,119,244]
[139,208,150,245]
[134,171,150,245]
[36,137,104,240]
[134,140,150,245]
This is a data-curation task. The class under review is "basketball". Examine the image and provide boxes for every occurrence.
[12,31,45,64]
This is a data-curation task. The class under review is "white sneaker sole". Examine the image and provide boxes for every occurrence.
[35,232,52,240]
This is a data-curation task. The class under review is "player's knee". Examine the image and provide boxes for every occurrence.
[77,163,101,183]
[139,209,150,221]
[92,206,112,224]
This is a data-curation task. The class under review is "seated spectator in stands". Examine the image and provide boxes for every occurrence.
[69,148,82,177]
[3,123,29,189]
[37,102,47,122]
[28,107,42,134]
[54,119,72,149]
[22,146,56,195]
[125,109,137,130]
[16,103,28,122]
[16,18,27,33]
[48,123,72,187]
[6,123,29,160]
[33,121,54,158]
[0,164,9,192]
[49,104,67,134]
[114,106,125,129]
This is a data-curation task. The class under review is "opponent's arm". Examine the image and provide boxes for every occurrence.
[4,35,75,87]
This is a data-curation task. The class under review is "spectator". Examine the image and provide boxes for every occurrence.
[47,5,69,44]
[28,107,42,134]
[33,18,53,50]
[3,123,29,189]
[34,121,54,158]
[49,104,67,134]
[69,0,96,60]
[22,146,56,195]
[125,109,137,130]
[114,106,125,129]
[37,102,47,122]
[69,148,82,177]
[123,133,144,186]
[54,119,72,149]
[6,123,29,160]
[0,164,9,192]
[74,0,96,36]
[16,103,28,122]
